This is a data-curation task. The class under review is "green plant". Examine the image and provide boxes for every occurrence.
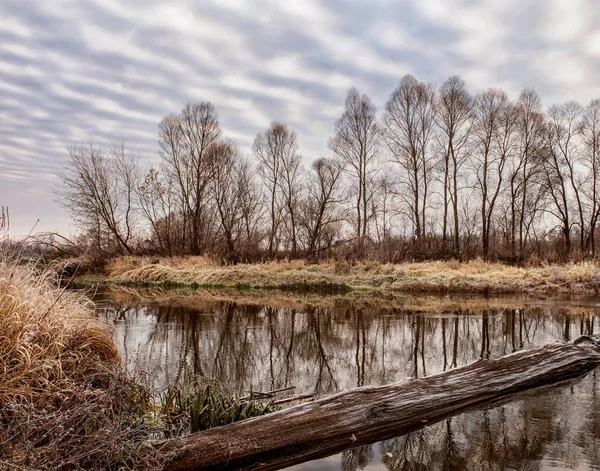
[159,384,278,436]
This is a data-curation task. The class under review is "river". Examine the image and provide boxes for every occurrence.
[94,288,600,470]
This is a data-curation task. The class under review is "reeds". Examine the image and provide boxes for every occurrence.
[159,384,278,437]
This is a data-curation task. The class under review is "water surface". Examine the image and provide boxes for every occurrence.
[94,289,600,470]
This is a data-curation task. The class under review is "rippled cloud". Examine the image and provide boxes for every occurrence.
[1,0,600,233]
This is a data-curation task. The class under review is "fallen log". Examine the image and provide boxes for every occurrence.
[159,337,600,471]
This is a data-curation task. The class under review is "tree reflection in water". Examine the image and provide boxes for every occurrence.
[95,291,600,470]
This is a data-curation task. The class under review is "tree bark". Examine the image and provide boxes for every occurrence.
[159,339,600,471]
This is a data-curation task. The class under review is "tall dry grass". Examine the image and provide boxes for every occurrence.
[0,260,119,402]
[0,255,162,470]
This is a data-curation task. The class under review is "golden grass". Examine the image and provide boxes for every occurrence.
[0,256,162,470]
[0,258,120,404]
[98,257,600,296]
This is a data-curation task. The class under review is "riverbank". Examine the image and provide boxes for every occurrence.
[0,257,163,470]
[77,256,600,296]
[0,257,284,470]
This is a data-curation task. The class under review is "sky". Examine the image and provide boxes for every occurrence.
[2,0,600,236]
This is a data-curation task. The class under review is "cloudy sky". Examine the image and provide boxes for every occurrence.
[1,0,600,235]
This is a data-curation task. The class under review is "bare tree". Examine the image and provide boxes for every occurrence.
[136,165,177,255]
[211,141,241,259]
[329,88,381,250]
[113,141,138,250]
[159,102,221,254]
[383,75,436,241]
[436,76,473,257]
[508,89,546,261]
[542,101,583,256]
[580,99,600,255]
[301,157,345,257]
[372,173,398,244]
[277,132,302,257]
[237,159,265,260]
[254,122,302,257]
[210,141,263,262]
[472,89,515,258]
[55,141,138,255]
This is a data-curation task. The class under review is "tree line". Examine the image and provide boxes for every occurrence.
[54,75,600,263]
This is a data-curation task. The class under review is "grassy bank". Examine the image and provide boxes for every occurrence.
[0,257,282,470]
[0,257,163,470]
[80,256,600,296]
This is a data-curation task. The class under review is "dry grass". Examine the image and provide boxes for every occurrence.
[97,257,600,296]
[1,254,294,470]
[0,260,119,403]
[0,256,163,470]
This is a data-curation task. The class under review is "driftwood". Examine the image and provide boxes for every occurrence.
[273,393,314,406]
[243,387,296,399]
[160,338,600,471]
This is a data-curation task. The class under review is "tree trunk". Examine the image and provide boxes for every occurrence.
[443,151,449,246]
[159,339,600,471]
